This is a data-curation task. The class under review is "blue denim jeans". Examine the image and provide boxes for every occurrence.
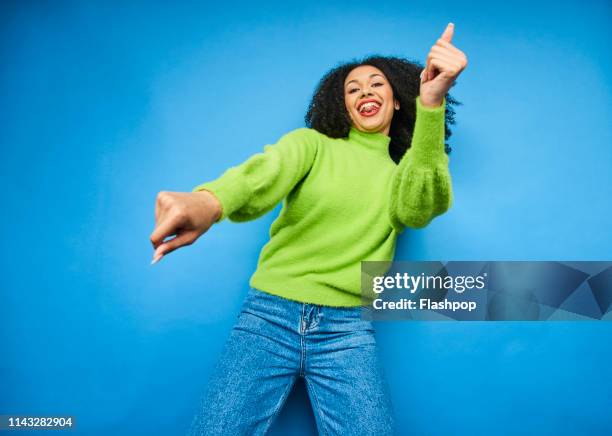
[187,287,397,436]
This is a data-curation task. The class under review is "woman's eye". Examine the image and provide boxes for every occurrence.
[347,82,382,94]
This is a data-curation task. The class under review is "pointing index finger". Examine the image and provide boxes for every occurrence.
[440,22,454,43]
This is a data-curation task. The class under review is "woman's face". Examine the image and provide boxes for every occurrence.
[344,65,398,136]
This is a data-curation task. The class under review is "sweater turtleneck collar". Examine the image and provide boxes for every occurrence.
[347,126,391,156]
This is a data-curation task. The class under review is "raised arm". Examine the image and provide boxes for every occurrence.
[388,22,467,232]
[388,96,453,231]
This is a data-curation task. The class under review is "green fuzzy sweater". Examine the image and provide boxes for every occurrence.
[192,96,452,307]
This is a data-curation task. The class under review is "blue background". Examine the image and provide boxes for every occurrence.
[1,0,611,434]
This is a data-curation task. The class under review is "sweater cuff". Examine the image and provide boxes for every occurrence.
[191,168,248,222]
[410,96,447,166]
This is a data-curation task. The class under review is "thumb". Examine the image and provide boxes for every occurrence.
[440,22,454,43]
[151,231,198,264]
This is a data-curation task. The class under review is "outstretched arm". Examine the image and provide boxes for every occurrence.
[150,128,319,264]
[192,127,319,222]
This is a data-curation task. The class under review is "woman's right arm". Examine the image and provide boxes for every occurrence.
[149,128,319,263]
[192,127,319,222]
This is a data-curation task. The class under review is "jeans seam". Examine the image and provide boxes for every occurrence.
[299,336,305,377]
[261,374,297,435]
[304,377,329,436]
[299,305,305,377]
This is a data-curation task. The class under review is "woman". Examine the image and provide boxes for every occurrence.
[151,22,467,436]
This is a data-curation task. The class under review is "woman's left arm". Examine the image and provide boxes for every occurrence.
[388,96,452,231]
[388,22,467,232]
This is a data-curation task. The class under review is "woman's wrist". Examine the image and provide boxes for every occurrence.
[193,190,223,223]
[418,94,444,108]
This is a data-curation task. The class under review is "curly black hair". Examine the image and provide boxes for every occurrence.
[305,55,461,164]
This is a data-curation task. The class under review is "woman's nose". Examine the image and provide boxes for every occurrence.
[361,87,373,97]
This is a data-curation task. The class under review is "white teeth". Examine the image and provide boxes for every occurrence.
[359,102,380,112]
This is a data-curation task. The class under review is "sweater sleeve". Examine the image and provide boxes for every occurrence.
[192,127,319,223]
[388,96,453,232]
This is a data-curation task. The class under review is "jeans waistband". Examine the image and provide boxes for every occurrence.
[243,287,374,334]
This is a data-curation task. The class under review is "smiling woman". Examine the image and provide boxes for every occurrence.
[304,53,461,164]
[150,24,468,436]
[344,67,400,136]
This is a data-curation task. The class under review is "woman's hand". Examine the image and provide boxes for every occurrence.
[419,23,468,108]
[149,190,222,264]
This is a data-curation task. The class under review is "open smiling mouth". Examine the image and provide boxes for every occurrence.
[358,101,381,117]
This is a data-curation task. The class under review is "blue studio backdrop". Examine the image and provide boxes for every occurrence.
[1,1,611,435]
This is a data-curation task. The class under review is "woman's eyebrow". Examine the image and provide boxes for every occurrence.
[345,73,385,87]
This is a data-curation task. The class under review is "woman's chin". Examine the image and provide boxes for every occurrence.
[357,122,383,132]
